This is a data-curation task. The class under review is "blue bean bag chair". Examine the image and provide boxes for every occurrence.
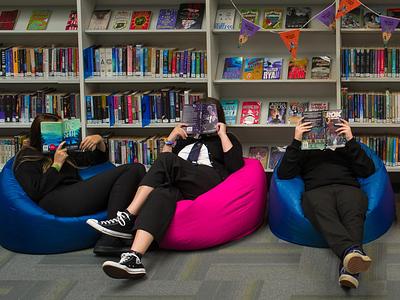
[268,143,395,247]
[0,158,115,254]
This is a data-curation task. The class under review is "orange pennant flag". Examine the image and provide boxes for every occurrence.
[335,0,362,19]
[279,29,300,59]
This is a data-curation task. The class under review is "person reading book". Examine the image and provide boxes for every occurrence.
[277,118,375,289]
[86,97,244,279]
[13,113,146,255]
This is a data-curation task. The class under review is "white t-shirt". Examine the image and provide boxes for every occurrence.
[178,143,212,167]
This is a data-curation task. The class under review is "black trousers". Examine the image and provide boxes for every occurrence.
[40,164,146,217]
[302,184,368,258]
[135,152,223,242]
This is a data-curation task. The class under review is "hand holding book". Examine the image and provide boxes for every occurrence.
[335,119,353,141]
[167,123,188,142]
[80,134,105,152]
[52,141,68,171]
[294,117,312,141]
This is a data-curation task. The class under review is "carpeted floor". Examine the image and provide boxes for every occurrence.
[0,201,399,300]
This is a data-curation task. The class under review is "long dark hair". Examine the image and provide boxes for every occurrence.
[196,97,226,124]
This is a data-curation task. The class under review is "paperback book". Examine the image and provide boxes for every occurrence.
[27,10,51,30]
[341,7,363,28]
[182,103,218,135]
[363,10,381,29]
[130,11,152,30]
[65,10,78,31]
[301,110,346,150]
[267,101,287,124]
[268,146,286,169]
[111,10,131,30]
[88,10,111,30]
[311,56,331,79]
[248,146,269,168]
[0,10,18,30]
[239,9,259,27]
[288,58,308,79]
[221,99,239,125]
[157,9,178,29]
[214,8,235,30]
[175,3,205,29]
[222,57,243,79]
[287,101,309,124]
[240,101,261,124]
[41,119,81,153]
[243,57,263,80]
[285,7,311,28]
[263,8,283,29]
[309,101,329,111]
[263,58,283,80]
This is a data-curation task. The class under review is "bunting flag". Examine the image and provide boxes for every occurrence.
[335,0,362,20]
[279,29,300,59]
[316,4,336,30]
[380,16,400,46]
[238,18,260,47]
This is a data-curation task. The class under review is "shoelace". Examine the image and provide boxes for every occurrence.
[120,252,141,265]
[101,211,130,226]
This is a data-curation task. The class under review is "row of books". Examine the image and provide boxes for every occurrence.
[86,89,204,126]
[0,47,79,78]
[0,90,80,123]
[89,4,204,31]
[222,56,331,80]
[342,7,400,29]
[356,136,400,167]
[341,48,400,79]
[0,10,77,31]
[246,145,286,170]
[341,89,400,123]
[84,46,206,79]
[0,134,27,170]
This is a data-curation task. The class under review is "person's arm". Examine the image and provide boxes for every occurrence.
[163,123,188,153]
[216,123,244,173]
[73,134,108,166]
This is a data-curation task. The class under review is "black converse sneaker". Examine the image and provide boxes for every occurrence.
[86,210,135,239]
[102,251,146,279]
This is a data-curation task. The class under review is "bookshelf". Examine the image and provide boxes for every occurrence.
[0,0,400,172]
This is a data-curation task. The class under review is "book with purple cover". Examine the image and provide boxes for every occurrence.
[182,103,218,135]
[222,57,243,79]
[157,9,178,29]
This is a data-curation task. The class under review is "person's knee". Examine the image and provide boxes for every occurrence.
[125,163,146,177]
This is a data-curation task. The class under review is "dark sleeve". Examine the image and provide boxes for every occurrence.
[223,133,244,174]
[68,147,108,167]
[277,139,303,179]
[337,138,375,178]
[14,161,65,202]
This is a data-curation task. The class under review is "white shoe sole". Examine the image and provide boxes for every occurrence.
[102,261,146,279]
[339,274,359,289]
[343,252,372,274]
[86,219,133,239]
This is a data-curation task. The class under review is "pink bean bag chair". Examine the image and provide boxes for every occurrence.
[159,158,267,250]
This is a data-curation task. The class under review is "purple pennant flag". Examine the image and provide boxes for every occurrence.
[380,15,400,45]
[316,4,336,29]
[239,18,260,47]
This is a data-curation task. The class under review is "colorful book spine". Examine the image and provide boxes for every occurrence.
[355,136,400,167]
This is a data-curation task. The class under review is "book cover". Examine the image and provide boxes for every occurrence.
[324,110,346,149]
[157,9,178,29]
[285,7,311,28]
[268,146,286,169]
[263,58,283,79]
[311,56,331,79]
[248,146,269,168]
[130,11,152,30]
[288,101,308,124]
[239,8,259,27]
[341,7,363,28]
[243,57,263,80]
[387,8,400,28]
[182,103,218,135]
[26,10,51,30]
[363,10,380,29]
[263,8,283,29]
[175,3,205,29]
[240,101,261,124]
[214,8,235,30]
[222,57,243,79]
[88,10,111,30]
[267,101,287,124]
[111,10,131,30]
[288,58,308,79]
[65,10,78,31]
[309,101,329,111]
[41,119,81,153]
[221,99,239,125]
[0,10,18,30]
[301,111,326,150]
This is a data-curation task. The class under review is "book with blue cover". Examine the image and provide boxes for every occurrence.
[157,9,178,29]
[41,119,81,153]
[263,58,283,80]
[222,57,243,79]
[221,99,239,125]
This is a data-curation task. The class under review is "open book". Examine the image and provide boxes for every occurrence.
[301,110,347,150]
[182,103,218,135]
[41,119,81,153]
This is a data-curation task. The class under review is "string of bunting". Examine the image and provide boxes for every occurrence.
[231,0,400,58]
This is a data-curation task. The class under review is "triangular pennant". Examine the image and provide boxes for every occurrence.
[335,0,362,20]
[380,15,400,46]
[238,18,260,47]
[316,4,336,30]
[279,29,300,59]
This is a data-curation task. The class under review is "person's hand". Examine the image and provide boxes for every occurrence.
[53,142,68,167]
[215,122,227,137]
[294,118,313,141]
[336,119,353,140]
[167,123,188,142]
[80,134,103,151]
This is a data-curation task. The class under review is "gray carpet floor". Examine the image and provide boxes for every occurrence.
[1,201,400,300]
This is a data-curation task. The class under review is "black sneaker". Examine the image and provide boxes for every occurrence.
[102,251,146,279]
[343,246,372,274]
[339,264,359,289]
[86,211,135,239]
[93,235,133,257]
